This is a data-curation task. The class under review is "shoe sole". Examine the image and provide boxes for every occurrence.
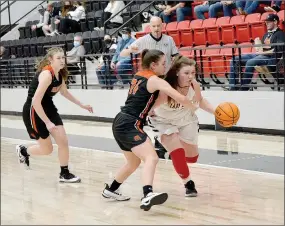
[185,193,198,197]
[102,190,131,201]
[140,193,168,211]
[59,178,82,183]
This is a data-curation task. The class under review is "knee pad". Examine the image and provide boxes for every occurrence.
[186,154,199,163]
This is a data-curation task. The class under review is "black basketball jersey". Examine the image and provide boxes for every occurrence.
[27,65,62,105]
[121,70,159,126]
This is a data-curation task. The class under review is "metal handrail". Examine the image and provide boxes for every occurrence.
[103,0,135,34]
[110,0,155,37]
[0,0,9,7]
[0,0,46,35]
[0,0,16,13]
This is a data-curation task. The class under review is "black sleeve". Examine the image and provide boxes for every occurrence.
[274,31,285,57]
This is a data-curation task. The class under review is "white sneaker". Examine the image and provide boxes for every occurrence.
[140,192,168,211]
[102,184,130,201]
[16,145,30,168]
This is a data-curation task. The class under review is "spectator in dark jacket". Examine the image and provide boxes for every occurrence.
[229,14,285,90]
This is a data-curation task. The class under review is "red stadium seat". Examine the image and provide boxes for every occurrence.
[206,17,230,45]
[250,12,274,39]
[192,18,216,45]
[135,25,151,39]
[166,22,179,47]
[278,10,284,30]
[178,20,192,47]
[221,15,245,44]
[190,19,204,45]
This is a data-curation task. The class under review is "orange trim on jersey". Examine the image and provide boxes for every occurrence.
[134,120,144,134]
[31,107,38,133]
[135,70,157,79]
[42,65,55,78]
[139,94,154,120]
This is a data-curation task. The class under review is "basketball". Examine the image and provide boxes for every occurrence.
[215,102,240,128]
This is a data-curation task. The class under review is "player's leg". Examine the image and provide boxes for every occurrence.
[16,137,53,168]
[102,150,140,201]
[49,125,81,183]
[131,137,168,211]
[160,133,197,197]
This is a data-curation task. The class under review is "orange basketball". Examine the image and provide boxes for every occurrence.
[215,102,240,128]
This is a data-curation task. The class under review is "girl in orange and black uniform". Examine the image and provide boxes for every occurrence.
[18,47,93,183]
[102,49,199,211]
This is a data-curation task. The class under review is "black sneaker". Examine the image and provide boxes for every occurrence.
[16,145,30,168]
[185,180,198,197]
[59,172,81,183]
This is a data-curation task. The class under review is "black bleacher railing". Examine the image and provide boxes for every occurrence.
[1,43,284,91]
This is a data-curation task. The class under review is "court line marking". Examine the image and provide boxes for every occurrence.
[1,136,284,178]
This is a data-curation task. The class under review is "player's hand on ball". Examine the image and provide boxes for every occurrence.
[81,104,93,113]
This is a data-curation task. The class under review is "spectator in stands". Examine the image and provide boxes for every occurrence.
[111,27,135,86]
[120,16,179,73]
[96,34,118,88]
[194,1,243,19]
[237,1,271,15]
[229,14,285,91]
[32,3,60,36]
[161,1,193,23]
[0,46,5,60]
[98,0,125,30]
[265,1,282,12]
[66,35,86,83]
[55,1,85,34]
[155,1,175,19]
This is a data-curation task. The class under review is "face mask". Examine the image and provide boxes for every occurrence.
[74,41,80,47]
[122,34,129,40]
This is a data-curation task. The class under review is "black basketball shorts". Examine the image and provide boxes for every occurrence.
[112,112,148,152]
[22,101,63,140]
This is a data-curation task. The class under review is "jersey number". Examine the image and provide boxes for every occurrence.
[129,79,142,95]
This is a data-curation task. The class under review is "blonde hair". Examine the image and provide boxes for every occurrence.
[35,47,69,81]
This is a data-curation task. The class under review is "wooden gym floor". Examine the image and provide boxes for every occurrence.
[1,115,284,225]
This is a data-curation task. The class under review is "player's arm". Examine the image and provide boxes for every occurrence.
[120,39,141,57]
[60,79,93,113]
[147,76,198,112]
[32,71,53,124]
[192,79,215,115]
[148,91,167,116]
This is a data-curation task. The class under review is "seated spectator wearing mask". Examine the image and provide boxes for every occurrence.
[66,35,86,83]
[96,35,118,88]
[55,1,85,34]
[111,27,135,86]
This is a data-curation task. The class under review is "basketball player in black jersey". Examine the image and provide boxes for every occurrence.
[16,47,93,183]
[102,49,199,211]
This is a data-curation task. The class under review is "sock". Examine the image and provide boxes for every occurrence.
[170,148,190,183]
[143,185,153,197]
[186,154,199,164]
[109,180,122,192]
[60,166,69,175]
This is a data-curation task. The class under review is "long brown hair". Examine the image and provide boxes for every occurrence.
[165,55,196,104]
[141,49,165,70]
[35,47,69,81]
[61,1,73,17]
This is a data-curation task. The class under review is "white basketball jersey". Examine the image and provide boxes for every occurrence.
[153,86,198,126]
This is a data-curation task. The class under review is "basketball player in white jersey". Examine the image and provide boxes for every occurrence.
[148,55,215,197]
